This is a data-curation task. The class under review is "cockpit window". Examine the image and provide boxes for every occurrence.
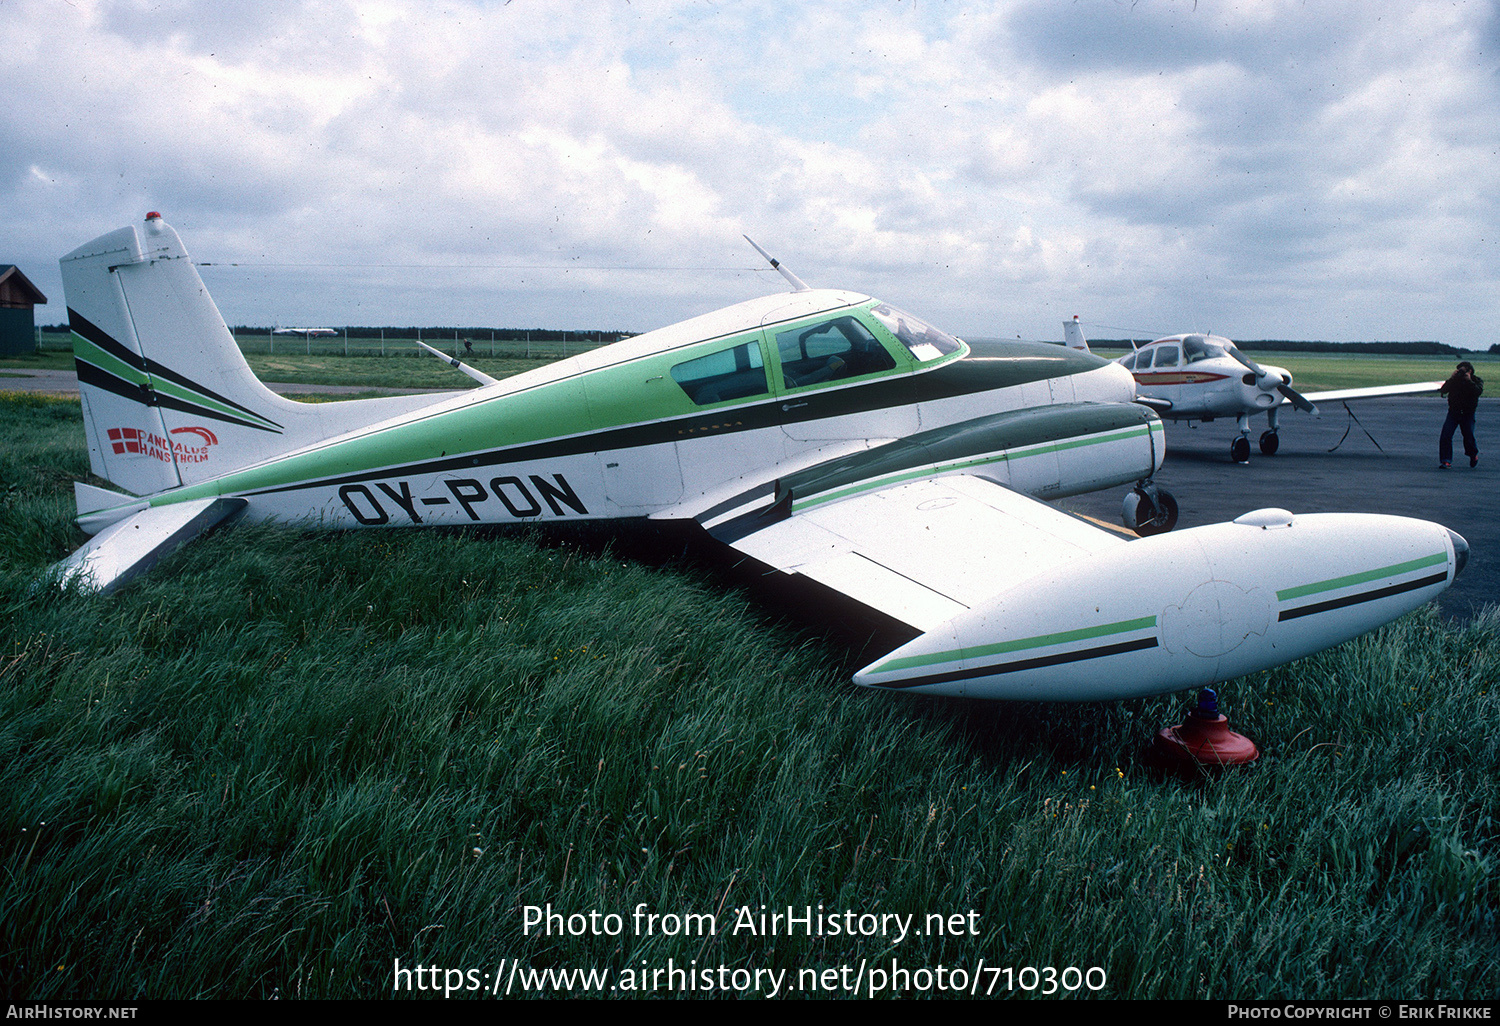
[868,303,962,361]
[775,316,896,389]
[1183,335,1226,363]
[1153,345,1181,368]
[671,340,769,406]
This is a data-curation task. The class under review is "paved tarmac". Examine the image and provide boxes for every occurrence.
[1059,397,1499,620]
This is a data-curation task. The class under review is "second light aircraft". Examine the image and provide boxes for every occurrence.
[1064,317,1443,463]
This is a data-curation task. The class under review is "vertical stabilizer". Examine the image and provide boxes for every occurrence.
[1063,316,1091,352]
[61,214,451,495]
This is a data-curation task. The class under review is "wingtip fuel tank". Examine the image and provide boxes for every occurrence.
[855,510,1464,701]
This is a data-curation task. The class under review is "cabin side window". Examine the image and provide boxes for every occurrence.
[775,316,896,389]
[670,340,770,406]
[1155,345,1181,368]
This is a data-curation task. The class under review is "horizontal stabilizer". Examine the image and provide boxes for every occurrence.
[50,497,247,595]
[416,340,500,386]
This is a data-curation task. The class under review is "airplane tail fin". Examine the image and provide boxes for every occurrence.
[1063,316,1091,352]
[61,213,447,497]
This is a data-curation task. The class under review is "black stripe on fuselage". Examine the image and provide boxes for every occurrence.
[1277,572,1449,622]
[868,636,1160,691]
[74,356,282,433]
[241,341,1115,498]
[75,358,153,406]
[69,308,283,430]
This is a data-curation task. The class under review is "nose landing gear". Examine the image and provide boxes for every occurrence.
[1123,480,1179,536]
[1236,409,1281,462]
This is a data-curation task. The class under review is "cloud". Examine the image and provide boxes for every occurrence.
[3,0,1499,343]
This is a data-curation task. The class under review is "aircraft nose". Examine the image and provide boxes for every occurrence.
[1106,359,1137,402]
[1449,529,1469,578]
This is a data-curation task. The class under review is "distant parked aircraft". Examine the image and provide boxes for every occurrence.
[272,326,337,338]
[1064,318,1443,463]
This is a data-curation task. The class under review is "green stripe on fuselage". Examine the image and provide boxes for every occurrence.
[785,403,1157,512]
[72,331,282,431]
[1276,551,1448,601]
[870,615,1158,674]
[72,334,150,388]
[148,328,1125,506]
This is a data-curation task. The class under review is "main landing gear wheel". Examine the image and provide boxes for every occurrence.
[1231,435,1251,464]
[1123,487,1179,537]
[1259,430,1279,456]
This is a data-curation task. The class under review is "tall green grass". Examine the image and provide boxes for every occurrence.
[1,394,1495,999]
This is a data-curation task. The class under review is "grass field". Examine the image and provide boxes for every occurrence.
[2,391,1497,1001]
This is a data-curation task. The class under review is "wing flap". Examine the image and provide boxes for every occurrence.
[725,474,1124,632]
[50,497,247,595]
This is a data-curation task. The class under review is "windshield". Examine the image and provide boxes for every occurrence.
[869,303,963,362]
[1183,335,1227,363]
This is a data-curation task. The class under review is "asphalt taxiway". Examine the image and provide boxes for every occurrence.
[1060,397,1498,620]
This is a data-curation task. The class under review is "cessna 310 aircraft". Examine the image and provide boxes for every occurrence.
[1063,318,1444,463]
[47,213,1467,702]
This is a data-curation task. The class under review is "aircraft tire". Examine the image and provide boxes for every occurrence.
[1232,436,1252,463]
[1259,430,1279,456]
[1124,488,1179,536]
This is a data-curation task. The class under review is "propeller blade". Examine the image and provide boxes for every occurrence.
[1277,383,1319,416]
[1224,342,1269,380]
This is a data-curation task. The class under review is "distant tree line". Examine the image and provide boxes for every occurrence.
[37,323,1490,354]
[227,325,633,342]
[35,324,634,342]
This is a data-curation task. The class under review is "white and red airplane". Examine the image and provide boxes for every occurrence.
[1064,318,1444,463]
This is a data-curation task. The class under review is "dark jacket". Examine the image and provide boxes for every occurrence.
[1441,372,1483,416]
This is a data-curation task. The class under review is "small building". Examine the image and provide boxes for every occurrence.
[0,265,48,356]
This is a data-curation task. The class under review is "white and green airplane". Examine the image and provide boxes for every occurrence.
[50,213,1468,701]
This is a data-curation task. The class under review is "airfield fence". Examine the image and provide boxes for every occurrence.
[33,329,620,361]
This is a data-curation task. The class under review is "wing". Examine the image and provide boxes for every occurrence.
[711,473,1460,701]
[1301,381,1443,404]
[718,474,1123,632]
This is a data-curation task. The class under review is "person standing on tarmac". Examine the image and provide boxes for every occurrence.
[1439,361,1483,469]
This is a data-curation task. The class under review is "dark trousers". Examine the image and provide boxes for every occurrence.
[1440,410,1478,463]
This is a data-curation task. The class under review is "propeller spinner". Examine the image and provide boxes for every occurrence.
[1222,340,1319,415]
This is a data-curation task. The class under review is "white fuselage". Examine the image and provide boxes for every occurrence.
[1118,334,1293,421]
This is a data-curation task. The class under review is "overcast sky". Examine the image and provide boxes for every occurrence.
[5,0,1499,346]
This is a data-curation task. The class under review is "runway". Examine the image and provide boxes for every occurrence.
[1060,397,1498,620]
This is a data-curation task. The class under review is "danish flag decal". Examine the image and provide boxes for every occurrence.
[107,425,219,465]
